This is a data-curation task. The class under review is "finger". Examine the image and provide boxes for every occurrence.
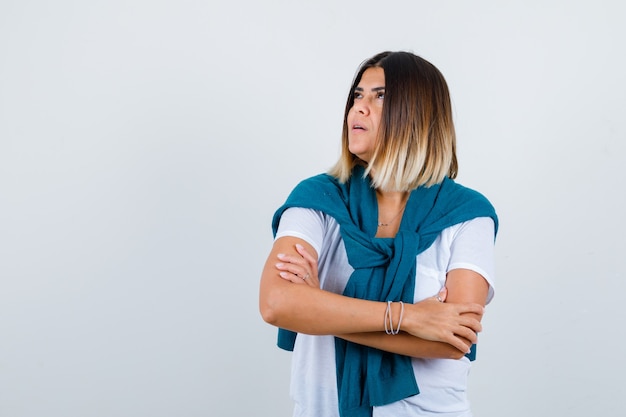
[276,253,306,267]
[293,244,319,285]
[276,262,308,279]
[295,243,315,265]
[295,243,319,278]
[302,269,319,288]
[276,260,316,287]
[301,272,316,287]
[453,302,484,317]
[278,271,307,284]
[437,286,448,302]
[439,330,472,354]
[459,317,482,335]
[461,314,483,332]
[280,271,316,287]
[454,325,479,345]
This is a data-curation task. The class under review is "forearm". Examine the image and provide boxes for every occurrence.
[338,332,467,360]
[260,237,483,351]
[261,267,479,352]
[261,269,388,335]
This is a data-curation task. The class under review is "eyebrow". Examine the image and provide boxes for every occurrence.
[354,86,385,92]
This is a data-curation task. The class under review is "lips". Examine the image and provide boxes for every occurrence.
[352,123,367,131]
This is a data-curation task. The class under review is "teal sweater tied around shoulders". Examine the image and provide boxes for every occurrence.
[271,165,498,417]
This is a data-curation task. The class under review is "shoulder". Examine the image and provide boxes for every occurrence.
[278,206,327,226]
[448,217,496,242]
[275,207,332,255]
[439,178,499,235]
[441,178,493,207]
[429,217,495,255]
[272,173,350,235]
[289,173,344,200]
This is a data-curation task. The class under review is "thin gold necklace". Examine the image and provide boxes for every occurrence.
[377,202,407,227]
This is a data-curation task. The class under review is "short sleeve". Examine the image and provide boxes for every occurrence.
[274,207,326,256]
[448,217,497,304]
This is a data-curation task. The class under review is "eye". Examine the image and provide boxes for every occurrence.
[353,91,363,100]
[376,91,385,100]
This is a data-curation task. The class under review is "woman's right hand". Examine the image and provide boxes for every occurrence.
[401,289,483,354]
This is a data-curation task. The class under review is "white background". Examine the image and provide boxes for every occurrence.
[1,1,624,416]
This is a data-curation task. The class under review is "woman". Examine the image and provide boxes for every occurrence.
[259,51,498,417]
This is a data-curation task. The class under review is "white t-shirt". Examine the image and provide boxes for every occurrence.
[275,207,496,417]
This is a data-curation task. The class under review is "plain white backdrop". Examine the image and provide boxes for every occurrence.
[1,1,624,416]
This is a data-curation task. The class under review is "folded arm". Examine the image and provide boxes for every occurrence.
[338,268,489,359]
[259,236,485,355]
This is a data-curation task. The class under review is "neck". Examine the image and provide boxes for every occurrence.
[375,189,409,237]
[376,189,409,205]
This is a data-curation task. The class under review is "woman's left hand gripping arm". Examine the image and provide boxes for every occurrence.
[275,243,321,289]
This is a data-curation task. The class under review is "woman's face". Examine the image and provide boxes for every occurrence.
[347,67,385,163]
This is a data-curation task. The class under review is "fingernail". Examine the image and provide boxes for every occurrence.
[295,244,303,250]
[277,253,286,259]
[279,272,288,278]
[275,263,284,268]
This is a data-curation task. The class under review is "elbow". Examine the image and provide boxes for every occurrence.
[259,286,286,326]
[259,300,279,326]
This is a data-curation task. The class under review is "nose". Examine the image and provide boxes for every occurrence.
[352,99,370,116]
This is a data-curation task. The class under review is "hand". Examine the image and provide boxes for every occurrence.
[275,243,320,288]
[402,288,484,354]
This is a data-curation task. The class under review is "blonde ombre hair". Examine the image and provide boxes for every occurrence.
[329,51,458,191]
